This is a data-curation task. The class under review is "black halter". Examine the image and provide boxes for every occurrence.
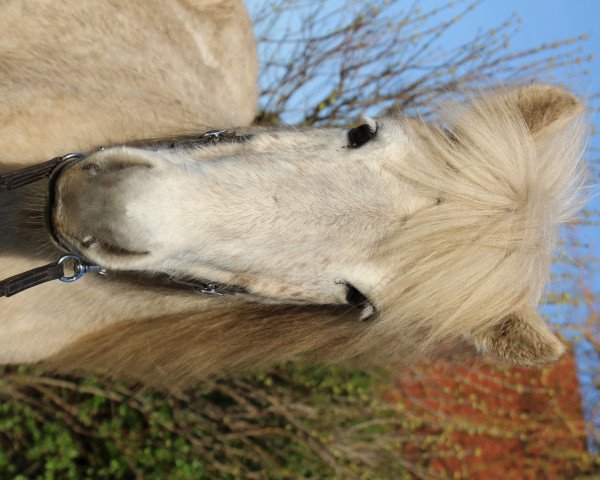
[0,129,251,298]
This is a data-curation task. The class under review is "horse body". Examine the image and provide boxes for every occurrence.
[0,1,588,386]
[0,0,257,166]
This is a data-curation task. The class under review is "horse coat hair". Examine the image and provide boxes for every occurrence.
[0,1,588,388]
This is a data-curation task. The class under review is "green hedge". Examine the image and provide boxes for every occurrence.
[0,364,411,479]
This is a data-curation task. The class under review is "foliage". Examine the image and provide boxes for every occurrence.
[1,359,598,479]
[0,364,415,479]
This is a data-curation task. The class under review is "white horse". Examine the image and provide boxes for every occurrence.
[0,0,587,386]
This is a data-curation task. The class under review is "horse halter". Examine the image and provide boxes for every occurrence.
[0,129,251,298]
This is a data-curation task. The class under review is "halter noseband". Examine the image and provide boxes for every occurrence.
[0,129,251,298]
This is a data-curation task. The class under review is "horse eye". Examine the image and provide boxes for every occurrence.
[346,283,368,306]
[345,283,377,321]
[348,123,376,148]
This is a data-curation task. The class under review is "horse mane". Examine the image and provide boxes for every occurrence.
[44,89,587,388]
[373,88,587,348]
[44,302,380,389]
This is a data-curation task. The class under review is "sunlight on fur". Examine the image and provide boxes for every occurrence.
[43,86,588,387]
[0,2,589,388]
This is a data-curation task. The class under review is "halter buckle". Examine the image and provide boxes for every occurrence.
[58,254,106,282]
[195,283,225,296]
[202,129,229,140]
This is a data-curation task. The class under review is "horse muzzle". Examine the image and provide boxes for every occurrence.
[49,151,155,262]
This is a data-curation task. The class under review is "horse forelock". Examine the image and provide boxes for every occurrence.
[372,90,587,349]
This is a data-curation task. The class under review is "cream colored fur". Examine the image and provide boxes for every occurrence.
[0,0,257,165]
[0,1,588,386]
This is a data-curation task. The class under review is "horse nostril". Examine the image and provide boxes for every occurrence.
[81,235,97,248]
[82,163,102,176]
[79,234,149,256]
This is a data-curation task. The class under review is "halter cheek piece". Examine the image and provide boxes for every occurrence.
[0,129,251,298]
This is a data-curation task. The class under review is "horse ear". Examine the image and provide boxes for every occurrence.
[498,84,584,136]
[470,306,566,367]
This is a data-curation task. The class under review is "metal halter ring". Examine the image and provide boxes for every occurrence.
[60,152,86,162]
[58,255,86,282]
[202,129,229,139]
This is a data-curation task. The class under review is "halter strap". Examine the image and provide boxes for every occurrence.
[0,262,65,297]
[0,255,107,298]
[0,129,252,298]
[0,256,246,298]
[0,154,81,191]
[0,129,250,191]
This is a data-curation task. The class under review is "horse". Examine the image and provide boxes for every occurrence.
[0,0,588,387]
